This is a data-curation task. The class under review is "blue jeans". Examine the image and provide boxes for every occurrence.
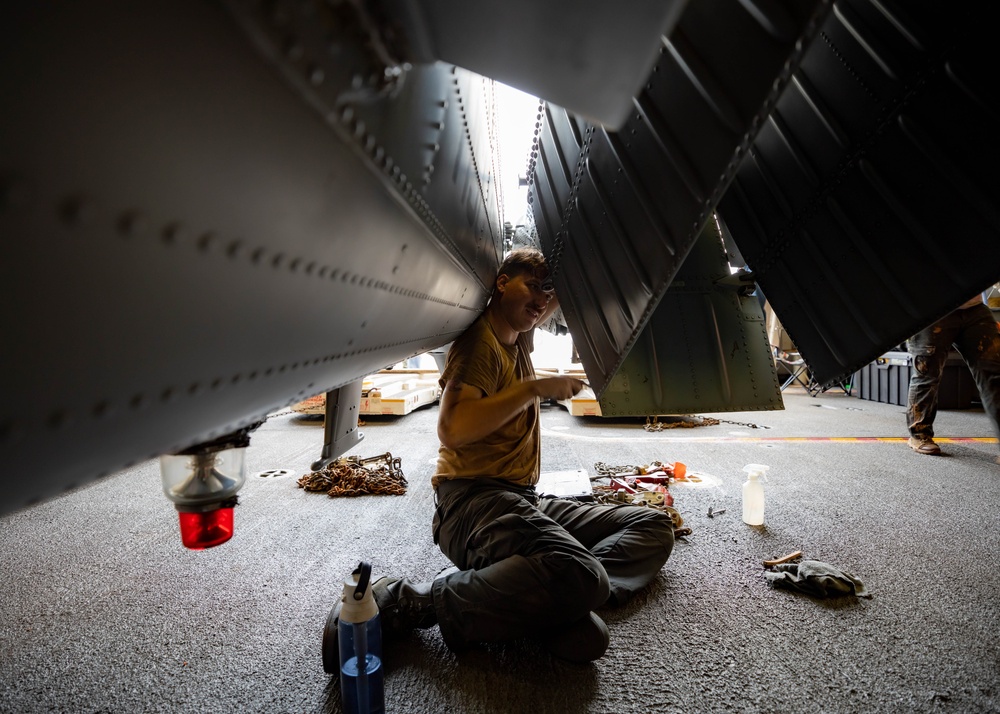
[906,303,1000,445]
[430,478,674,650]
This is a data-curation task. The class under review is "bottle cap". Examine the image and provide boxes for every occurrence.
[742,463,770,480]
[339,561,378,624]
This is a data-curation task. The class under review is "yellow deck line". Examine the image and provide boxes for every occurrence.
[719,436,998,442]
[541,428,997,444]
[656,436,997,444]
[645,436,998,443]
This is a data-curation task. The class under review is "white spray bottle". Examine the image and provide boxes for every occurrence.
[742,464,769,525]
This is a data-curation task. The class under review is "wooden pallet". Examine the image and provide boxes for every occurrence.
[291,369,442,416]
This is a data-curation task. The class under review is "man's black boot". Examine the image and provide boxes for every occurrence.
[539,612,610,663]
[322,576,437,673]
[372,576,437,637]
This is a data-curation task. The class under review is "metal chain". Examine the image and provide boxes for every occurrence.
[593,461,638,477]
[643,415,768,431]
[297,452,407,497]
[717,418,769,429]
[644,415,718,431]
[593,461,685,478]
[265,409,297,421]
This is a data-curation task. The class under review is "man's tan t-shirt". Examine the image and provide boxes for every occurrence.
[432,317,540,488]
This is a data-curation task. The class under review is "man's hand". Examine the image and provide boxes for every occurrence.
[531,376,586,401]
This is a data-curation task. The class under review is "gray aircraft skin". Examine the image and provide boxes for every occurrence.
[2,0,997,518]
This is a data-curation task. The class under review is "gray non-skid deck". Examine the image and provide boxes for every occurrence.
[2,387,998,713]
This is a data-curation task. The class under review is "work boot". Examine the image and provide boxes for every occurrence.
[908,435,942,455]
[539,612,610,664]
[321,576,437,672]
[371,577,437,638]
[434,564,460,580]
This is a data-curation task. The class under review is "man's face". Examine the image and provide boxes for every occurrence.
[497,270,554,333]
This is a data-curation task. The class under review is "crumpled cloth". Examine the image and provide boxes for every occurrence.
[764,559,870,598]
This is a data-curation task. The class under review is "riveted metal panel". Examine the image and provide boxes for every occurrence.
[383,0,688,129]
[0,1,501,514]
[719,0,1000,386]
[528,0,831,400]
[598,219,782,416]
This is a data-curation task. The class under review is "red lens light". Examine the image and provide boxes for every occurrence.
[177,507,235,549]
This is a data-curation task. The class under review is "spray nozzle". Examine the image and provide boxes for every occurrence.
[742,463,770,482]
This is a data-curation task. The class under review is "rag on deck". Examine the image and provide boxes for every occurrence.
[764,559,870,598]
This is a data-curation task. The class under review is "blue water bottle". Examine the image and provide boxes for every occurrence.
[338,562,385,714]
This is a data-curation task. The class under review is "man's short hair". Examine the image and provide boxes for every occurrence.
[497,247,549,281]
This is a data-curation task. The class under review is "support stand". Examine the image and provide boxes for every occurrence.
[311,379,364,471]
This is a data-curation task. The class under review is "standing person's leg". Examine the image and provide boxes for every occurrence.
[951,304,1000,448]
[537,498,674,605]
[907,318,957,453]
[431,479,610,652]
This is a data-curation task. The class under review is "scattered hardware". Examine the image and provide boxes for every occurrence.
[593,460,686,480]
[590,487,683,523]
[592,460,689,537]
[297,452,407,497]
[707,506,726,518]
